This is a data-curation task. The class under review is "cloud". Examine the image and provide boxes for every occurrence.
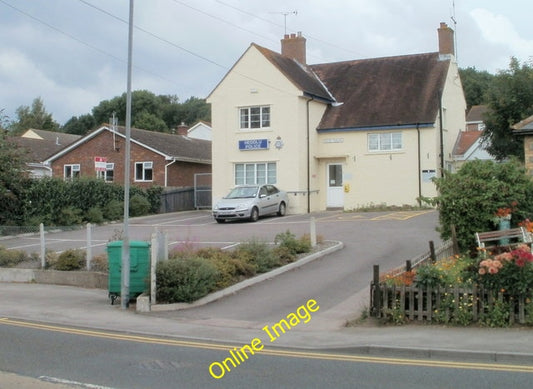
[470,8,533,69]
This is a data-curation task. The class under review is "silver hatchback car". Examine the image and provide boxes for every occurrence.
[213,184,289,223]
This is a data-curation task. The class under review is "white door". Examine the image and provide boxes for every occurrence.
[327,164,344,208]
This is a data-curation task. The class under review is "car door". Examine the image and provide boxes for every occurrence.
[264,185,280,214]
[257,185,271,215]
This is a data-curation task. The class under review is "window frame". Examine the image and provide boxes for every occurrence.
[96,163,115,182]
[234,162,277,185]
[239,105,271,130]
[64,164,80,180]
[367,132,403,152]
[135,161,153,182]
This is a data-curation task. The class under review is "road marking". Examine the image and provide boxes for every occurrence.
[1,318,532,374]
[371,210,433,221]
[40,376,116,389]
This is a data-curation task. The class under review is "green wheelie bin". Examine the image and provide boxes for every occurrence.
[107,240,150,304]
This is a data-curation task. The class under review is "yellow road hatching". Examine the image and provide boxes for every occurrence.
[317,210,434,222]
[1,318,533,374]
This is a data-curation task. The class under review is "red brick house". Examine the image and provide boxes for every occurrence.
[44,124,211,188]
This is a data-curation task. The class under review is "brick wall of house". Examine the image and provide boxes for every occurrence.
[167,161,212,187]
[50,130,209,187]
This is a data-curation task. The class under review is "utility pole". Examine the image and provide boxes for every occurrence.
[121,0,134,310]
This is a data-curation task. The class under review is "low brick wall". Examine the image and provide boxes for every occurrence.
[0,268,107,289]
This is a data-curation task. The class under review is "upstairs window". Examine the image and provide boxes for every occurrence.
[368,132,402,152]
[239,106,270,129]
[135,161,153,181]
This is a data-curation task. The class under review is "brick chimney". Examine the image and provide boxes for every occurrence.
[176,122,189,136]
[438,22,455,56]
[281,32,306,64]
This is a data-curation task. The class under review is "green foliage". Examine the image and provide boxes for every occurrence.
[0,132,31,225]
[434,159,533,251]
[481,299,511,328]
[56,206,83,226]
[459,67,494,108]
[432,292,474,326]
[156,257,218,303]
[62,114,96,135]
[85,206,104,224]
[0,246,28,267]
[414,264,446,288]
[9,97,60,134]
[129,194,151,217]
[274,230,312,255]
[482,58,533,160]
[235,239,280,273]
[103,199,124,221]
[51,249,85,271]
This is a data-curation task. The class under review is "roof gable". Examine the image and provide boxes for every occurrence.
[45,125,211,164]
[252,44,334,102]
[453,130,483,156]
[466,105,488,123]
[311,52,450,130]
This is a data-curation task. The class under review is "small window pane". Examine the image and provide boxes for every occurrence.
[245,164,255,184]
[392,133,402,149]
[240,108,249,128]
[256,163,266,184]
[262,107,270,127]
[380,133,391,150]
[250,107,261,128]
[368,134,379,151]
[235,164,244,185]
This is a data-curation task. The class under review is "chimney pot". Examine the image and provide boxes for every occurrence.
[281,31,307,65]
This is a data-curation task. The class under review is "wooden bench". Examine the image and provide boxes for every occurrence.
[475,227,531,248]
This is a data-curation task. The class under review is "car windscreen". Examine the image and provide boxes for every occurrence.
[225,187,258,199]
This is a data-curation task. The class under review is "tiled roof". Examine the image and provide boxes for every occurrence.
[452,130,483,156]
[253,44,334,102]
[466,105,488,123]
[125,126,211,163]
[512,115,533,134]
[11,130,81,162]
[310,53,450,130]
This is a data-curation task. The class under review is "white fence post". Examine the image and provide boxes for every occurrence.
[310,217,317,247]
[86,223,92,271]
[40,223,45,269]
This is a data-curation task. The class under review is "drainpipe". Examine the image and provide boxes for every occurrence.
[306,97,315,214]
[164,159,176,187]
[416,123,421,206]
[438,89,444,176]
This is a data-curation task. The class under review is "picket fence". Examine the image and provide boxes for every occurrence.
[371,283,531,324]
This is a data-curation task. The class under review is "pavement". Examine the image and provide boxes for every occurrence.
[1,245,533,387]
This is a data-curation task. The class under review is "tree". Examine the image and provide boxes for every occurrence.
[9,97,60,134]
[0,132,30,224]
[482,58,533,160]
[0,108,9,132]
[459,67,494,108]
[62,114,96,135]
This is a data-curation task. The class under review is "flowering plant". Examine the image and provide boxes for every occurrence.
[477,244,533,294]
[519,218,533,233]
[494,201,518,220]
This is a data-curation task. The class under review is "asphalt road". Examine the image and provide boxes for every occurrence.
[1,320,532,389]
[2,210,442,327]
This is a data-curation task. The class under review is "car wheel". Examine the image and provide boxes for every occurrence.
[250,207,259,222]
[215,218,225,224]
[277,202,286,216]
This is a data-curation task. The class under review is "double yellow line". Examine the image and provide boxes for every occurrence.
[1,317,532,374]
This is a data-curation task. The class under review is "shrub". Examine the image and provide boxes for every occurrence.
[90,253,108,272]
[274,230,311,255]
[103,200,124,221]
[434,159,533,252]
[129,194,151,217]
[52,249,85,271]
[236,239,280,273]
[86,206,104,224]
[56,206,83,226]
[0,246,28,267]
[156,257,218,303]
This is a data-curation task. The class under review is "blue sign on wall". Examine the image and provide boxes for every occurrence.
[238,139,269,150]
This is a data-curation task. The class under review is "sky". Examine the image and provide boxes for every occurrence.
[0,0,532,126]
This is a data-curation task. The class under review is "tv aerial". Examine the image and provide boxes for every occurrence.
[271,10,298,35]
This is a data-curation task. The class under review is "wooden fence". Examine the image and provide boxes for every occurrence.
[159,186,211,213]
[371,283,532,325]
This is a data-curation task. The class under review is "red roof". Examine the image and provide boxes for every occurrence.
[453,130,483,156]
